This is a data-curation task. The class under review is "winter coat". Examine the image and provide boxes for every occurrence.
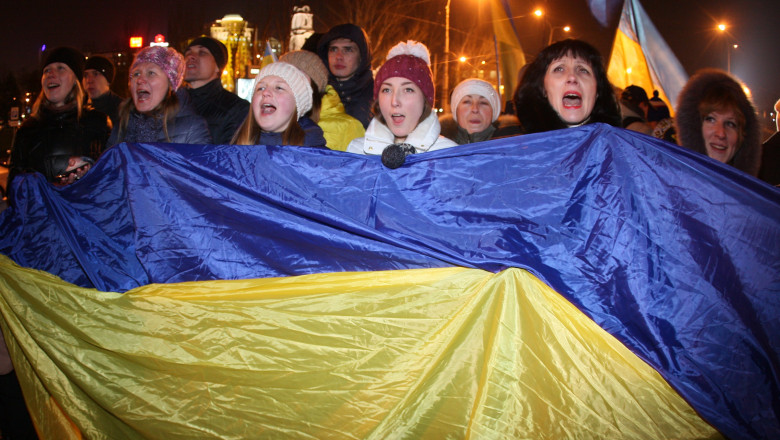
[620,102,653,136]
[256,116,327,148]
[108,90,212,146]
[317,24,374,128]
[439,113,523,145]
[186,79,249,144]
[10,105,110,183]
[347,112,458,155]
[675,69,761,176]
[759,132,780,186]
[318,85,365,151]
[89,90,123,128]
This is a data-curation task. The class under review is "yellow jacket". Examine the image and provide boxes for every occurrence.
[318,85,365,151]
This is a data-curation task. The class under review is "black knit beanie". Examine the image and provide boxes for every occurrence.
[42,47,85,81]
[187,37,228,70]
[85,55,115,83]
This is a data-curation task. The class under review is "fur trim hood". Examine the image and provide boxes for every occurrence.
[675,69,761,176]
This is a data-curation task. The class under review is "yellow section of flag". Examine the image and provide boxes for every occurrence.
[0,254,719,439]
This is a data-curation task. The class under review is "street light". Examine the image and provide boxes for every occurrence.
[716,23,737,74]
[548,25,571,45]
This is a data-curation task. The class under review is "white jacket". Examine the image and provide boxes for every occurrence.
[347,112,458,155]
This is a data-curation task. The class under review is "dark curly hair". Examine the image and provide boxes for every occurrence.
[513,39,621,134]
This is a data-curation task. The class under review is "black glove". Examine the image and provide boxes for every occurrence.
[381,143,416,169]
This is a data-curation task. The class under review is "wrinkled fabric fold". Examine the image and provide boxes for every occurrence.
[0,258,719,439]
[1,124,778,439]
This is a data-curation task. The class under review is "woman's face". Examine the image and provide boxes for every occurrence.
[456,94,493,134]
[252,75,296,133]
[543,54,598,126]
[701,109,740,163]
[130,62,170,114]
[41,63,76,107]
[378,77,425,142]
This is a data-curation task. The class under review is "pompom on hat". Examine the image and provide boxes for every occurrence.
[253,62,314,118]
[373,41,435,105]
[131,46,185,91]
[450,79,501,123]
[279,50,329,93]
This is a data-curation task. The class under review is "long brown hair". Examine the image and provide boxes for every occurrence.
[371,100,432,127]
[231,104,306,146]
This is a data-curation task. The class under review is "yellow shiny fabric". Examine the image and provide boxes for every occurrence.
[0,255,720,439]
[608,29,676,117]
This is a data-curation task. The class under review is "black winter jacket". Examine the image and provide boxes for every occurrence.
[187,79,249,144]
[90,90,124,128]
[10,105,110,183]
[108,90,212,146]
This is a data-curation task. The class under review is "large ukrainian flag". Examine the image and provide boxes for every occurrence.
[1,125,778,439]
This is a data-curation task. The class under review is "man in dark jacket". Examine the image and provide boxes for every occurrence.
[184,37,249,144]
[83,55,124,127]
[317,24,374,128]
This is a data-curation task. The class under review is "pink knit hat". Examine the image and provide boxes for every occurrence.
[373,41,434,105]
[131,46,185,91]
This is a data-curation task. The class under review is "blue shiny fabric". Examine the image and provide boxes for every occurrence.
[1,124,778,439]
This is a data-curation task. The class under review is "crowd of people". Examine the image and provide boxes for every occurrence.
[6,25,780,194]
[2,22,780,438]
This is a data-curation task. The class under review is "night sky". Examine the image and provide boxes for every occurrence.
[2,0,778,116]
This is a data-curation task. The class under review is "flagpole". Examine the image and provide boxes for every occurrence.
[494,35,502,104]
[444,0,451,112]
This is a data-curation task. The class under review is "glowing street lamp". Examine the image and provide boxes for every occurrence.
[548,25,571,45]
[716,23,736,74]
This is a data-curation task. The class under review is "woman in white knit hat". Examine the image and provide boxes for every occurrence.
[232,61,326,147]
[440,78,521,144]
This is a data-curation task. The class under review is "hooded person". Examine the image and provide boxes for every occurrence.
[316,23,374,128]
[232,61,326,148]
[183,36,249,144]
[347,40,457,159]
[10,46,111,189]
[279,50,364,151]
[109,46,211,146]
[439,78,522,144]
[675,68,761,176]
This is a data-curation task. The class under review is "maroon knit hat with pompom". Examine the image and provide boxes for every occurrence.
[373,41,434,105]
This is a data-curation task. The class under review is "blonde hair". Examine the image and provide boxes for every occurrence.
[32,78,85,119]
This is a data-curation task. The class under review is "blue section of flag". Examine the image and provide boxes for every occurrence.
[587,0,623,27]
[1,125,779,439]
